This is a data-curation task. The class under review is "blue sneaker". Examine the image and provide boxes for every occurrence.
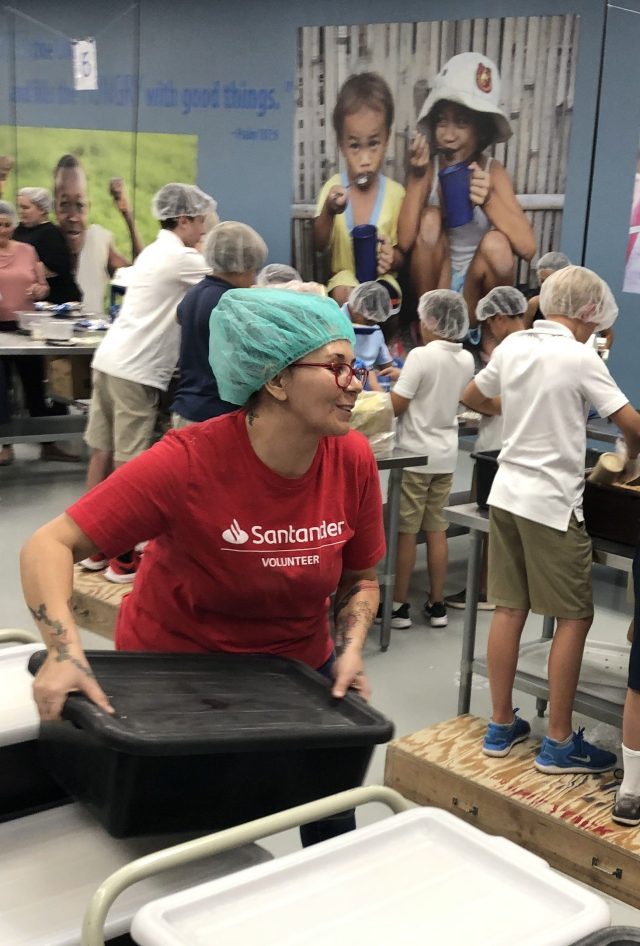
[483,711,531,757]
[534,728,617,774]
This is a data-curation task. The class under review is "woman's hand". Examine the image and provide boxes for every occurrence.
[409,132,430,175]
[468,161,491,208]
[33,650,114,721]
[26,282,47,301]
[377,234,394,276]
[332,649,372,701]
[378,365,401,382]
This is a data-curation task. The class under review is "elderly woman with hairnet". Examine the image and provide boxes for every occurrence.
[22,287,385,841]
[14,186,80,305]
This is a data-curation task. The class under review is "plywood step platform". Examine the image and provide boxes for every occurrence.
[385,714,640,908]
[71,565,129,639]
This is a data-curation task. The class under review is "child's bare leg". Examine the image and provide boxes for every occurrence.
[623,688,640,751]
[425,529,447,602]
[393,532,418,603]
[329,285,351,306]
[86,448,114,491]
[463,230,514,326]
[410,206,451,298]
[486,606,528,723]
[546,616,592,740]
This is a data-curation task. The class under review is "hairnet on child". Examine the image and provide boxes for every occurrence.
[209,288,356,405]
[348,281,392,324]
[256,263,302,286]
[0,201,18,225]
[418,289,469,340]
[151,183,217,221]
[536,251,571,273]
[476,286,527,322]
[18,187,52,214]
[539,265,618,331]
[204,222,268,275]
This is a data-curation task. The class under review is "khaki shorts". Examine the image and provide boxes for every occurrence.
[85,369,159,463]
[488,506,593,619]
[398,470,453,533]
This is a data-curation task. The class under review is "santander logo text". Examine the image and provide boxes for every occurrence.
[221,518,345,547]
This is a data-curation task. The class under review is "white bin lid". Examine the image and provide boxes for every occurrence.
[132,807,609,946]
[0,643,42,746]
[0,803,271,946]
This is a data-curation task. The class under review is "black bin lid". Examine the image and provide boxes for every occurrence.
[28,651,394,756]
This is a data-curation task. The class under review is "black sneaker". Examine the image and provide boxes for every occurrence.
[423,599,447,627]
[373,602,412,629]
[612,791,640,827]
[445,589,495,611]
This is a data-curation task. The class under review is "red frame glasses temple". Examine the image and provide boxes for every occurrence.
[290,362,369,388]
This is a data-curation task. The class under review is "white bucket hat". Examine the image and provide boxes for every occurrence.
[417,52,512,144]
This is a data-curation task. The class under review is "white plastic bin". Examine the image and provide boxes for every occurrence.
[0,642,67,818]
[132,807,609,946]
[0,803,271,946]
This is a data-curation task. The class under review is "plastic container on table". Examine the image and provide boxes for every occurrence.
[28,650,393,838]
[583,478,640,546]
[0,643,68,821]
[472,448,500,509]
[130,806,610,946]
[0,802,270,946]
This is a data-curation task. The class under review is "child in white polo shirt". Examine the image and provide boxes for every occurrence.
[463,266,640,773]
[380,289,474,628]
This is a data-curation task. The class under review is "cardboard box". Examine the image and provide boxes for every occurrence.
[47,356,92,401]
[385,714,640,909]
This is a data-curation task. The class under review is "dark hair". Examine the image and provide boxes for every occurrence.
[160,218,179,230]
[424,100,497,154]
[332,72,394,139]
[53,154,85,195]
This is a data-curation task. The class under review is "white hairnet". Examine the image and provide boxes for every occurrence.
[418,289,469,340]
[203,221,268,275]
[256,263,301,286]
[18,187,52,214]
[476,286,527,321]
[539,265,618,331]
[151,183,217,220]
[536,251,571,273]
[348,281,391,324]
[0,201,17,225]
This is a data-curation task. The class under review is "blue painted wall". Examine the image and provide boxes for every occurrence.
[3,0,639,396]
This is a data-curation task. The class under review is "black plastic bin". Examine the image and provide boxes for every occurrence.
[471,450,499,510]
[571,928,640,944]
[28,650,394,838]
[583,478,640,546]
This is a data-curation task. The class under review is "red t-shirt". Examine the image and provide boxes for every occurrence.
[67,411,385,669]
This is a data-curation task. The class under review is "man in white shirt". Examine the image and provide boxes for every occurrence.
[464,266,640,774]
[82,182,215,581]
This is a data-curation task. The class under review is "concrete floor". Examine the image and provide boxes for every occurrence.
[2,441,640,930]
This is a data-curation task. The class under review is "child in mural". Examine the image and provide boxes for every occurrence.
[53,154,143,313]
[313,72,405,315]
[398,52,536,357]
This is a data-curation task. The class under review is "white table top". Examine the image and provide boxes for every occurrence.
[0,333,99,356]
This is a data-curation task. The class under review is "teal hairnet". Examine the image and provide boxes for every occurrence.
[209,288,356,405]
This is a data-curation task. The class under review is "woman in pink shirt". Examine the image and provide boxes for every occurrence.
[0,201,76,465]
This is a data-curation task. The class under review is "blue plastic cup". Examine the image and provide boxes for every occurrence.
[352,224,378,282]
[438,162,473,228]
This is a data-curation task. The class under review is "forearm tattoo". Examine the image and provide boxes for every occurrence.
[334,580,377,653]
[28,602,95,678]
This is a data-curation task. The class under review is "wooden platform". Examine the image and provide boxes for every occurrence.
[385,715,640,908]
[71,565,128,639]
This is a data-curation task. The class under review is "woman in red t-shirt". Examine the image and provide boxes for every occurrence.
[23,286,385,723]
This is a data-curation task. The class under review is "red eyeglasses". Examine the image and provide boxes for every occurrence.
[290,361,369,389]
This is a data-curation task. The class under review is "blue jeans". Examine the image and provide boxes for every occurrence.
[298,652,357,847]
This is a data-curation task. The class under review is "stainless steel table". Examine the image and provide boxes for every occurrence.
[0,332,98,443]
[376,449,428,651]
[445,502,634,726]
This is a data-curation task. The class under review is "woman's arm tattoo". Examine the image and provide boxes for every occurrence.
[28,602,95,678]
